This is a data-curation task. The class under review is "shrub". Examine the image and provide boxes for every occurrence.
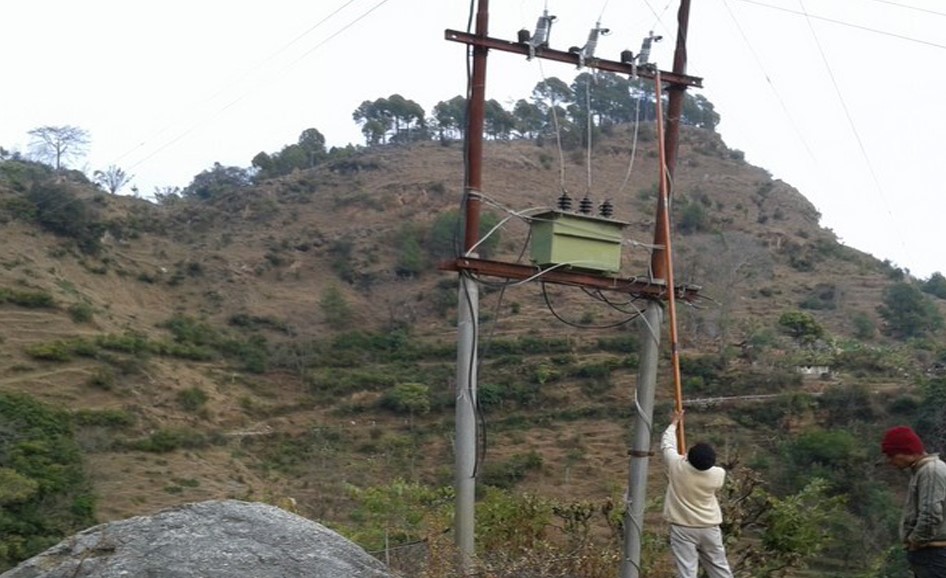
[0,393,95,571]
[0,288,55,308]
[85,367,116,390]
[851,312,876,340]
[426,209,501,259]
[320,285,354,329]
[922,272,946,299]
[24,340,74,361]
[73,408,136,427]
[128,428,209,453]
[67,302,94,323]
[379,382,431,419]
[394,225,428,278]
[480,451,544,489]
[878,282,944,339]
[177,387,209,412]
[26,180,103,254]
[676,200,710,234]
[778,311,825,344]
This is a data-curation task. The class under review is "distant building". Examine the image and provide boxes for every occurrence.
[796,365,831,379]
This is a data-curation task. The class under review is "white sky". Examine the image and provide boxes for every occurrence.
[1,1,943,278]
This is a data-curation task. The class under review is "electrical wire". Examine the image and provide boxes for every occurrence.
[867,0,946,17]
[795,0,907,266]
[121,0,396,176]
[734,0,946,49]
[617,78,645,197]
[535,59,569,196]
[718,0,821,168]
[110,0,361,168]
[540,282,643,329]
[584,74,594,195]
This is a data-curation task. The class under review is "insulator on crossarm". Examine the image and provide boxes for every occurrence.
[532,11,555,48]
[579,195,594,214]
[524,10,556,60]
[571,20,610,68]
[637,31,663,66]
[557,191,573,211]
[599,198,614,218]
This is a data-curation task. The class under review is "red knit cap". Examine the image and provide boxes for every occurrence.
[881,426,924,456]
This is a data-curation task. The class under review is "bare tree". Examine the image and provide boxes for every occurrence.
[679,231,774,349]
[93,165,134,194]
[28,125,90,171]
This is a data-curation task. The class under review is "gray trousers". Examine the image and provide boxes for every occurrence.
[669,524,734,578]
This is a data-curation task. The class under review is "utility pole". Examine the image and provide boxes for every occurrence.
[454,0,489,574]
[444,2,697,575]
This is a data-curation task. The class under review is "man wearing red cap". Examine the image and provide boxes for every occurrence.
[881,425,946,577]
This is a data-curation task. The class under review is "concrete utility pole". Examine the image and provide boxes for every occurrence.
[444,2,697,575]
[453,0,489,574]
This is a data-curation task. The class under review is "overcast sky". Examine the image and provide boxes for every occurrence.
[1,0,943,278]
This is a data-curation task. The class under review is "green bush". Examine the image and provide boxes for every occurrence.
[0,158,54,192]
[595,334,639,353]
[320,285,354,329]
[0,288,56,308]
[26,180,103,254]
[676,200,710,234]
[0,393,95,571]
[480,451,544,489]
[778,311,825,344]
[24,341,74,361]
[177,387,209,412]
[85,367,116,390]
[878,282,945,339]
[73,408,136,427]
[488,336,571,356]
[161,315,219,346]
[394,225,428,278]
[426,209,501,259]
[67,302,94,323]
[95,332,150,354]
[816,384,876,425]
[379,383,431,417]
[127,428,209,453]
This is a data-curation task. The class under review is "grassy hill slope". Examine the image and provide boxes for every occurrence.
[0,125,943,575]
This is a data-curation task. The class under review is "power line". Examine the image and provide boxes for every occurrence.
[120,0,395,178]
[734,0,946,49]
[796,0,907,255]
[718,0,821,166]
[867,0,946,18]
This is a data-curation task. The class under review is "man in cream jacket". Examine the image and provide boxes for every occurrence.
[661,409,734,578]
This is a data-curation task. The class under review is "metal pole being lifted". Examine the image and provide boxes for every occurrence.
[621,2,692,577]
[455,0,489,574]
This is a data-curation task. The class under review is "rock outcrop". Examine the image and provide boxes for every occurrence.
[1,500,392,578]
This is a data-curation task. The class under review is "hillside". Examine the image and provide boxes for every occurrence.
[1,125,943,576]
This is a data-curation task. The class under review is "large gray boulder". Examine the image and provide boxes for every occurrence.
[1,500,393,578]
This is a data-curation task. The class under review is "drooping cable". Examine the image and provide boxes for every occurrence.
[541,283,643,329]
[535,59,569,196]
[617,78,645,197]
[584,74,594,195]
